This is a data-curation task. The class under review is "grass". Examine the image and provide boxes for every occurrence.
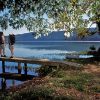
[49,70,93,92]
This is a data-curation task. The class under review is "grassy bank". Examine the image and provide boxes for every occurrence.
[0,60,100,100]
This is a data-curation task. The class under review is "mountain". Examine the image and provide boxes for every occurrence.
[6,31,67,41]
[6,29,100,42]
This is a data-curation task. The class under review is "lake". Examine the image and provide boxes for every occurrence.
[0,41,100,90]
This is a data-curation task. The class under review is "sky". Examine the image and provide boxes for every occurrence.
[0,26,30,36]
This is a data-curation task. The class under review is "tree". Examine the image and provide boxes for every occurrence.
[0,0,100,38]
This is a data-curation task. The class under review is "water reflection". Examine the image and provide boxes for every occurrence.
[0,63,40,90]
[5,65,40,75]
[5,42,100,60]
[1,78,6,91]
[0,78,24,91]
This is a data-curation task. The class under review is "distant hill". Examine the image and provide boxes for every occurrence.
[6,29,100,42]
[6,31,67,42]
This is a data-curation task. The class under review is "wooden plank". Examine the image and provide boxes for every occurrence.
[0,57,51,64]
[0,72,35,81]
[0,57,60,67]
[0,57,81,68]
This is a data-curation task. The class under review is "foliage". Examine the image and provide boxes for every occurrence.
[89,45,96,50]
[0,0,100,38]
[37,65,53,76]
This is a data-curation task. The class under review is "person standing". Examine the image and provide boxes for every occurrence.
[0,31,6,57]
[8,33,15,58]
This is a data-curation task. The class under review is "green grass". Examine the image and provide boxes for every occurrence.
[50,70,93,92]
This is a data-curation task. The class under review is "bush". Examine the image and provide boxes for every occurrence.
[37,66,52,76]
[89,45,96,50]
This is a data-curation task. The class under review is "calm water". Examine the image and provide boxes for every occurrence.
[6,41,100,60]
[0,41,100,90]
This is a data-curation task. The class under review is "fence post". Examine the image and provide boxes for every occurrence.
[24,63,27,75]
[18,63,21,74]
[2,61,5,73]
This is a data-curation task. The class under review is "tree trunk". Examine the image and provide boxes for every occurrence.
[97,22,100,33]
